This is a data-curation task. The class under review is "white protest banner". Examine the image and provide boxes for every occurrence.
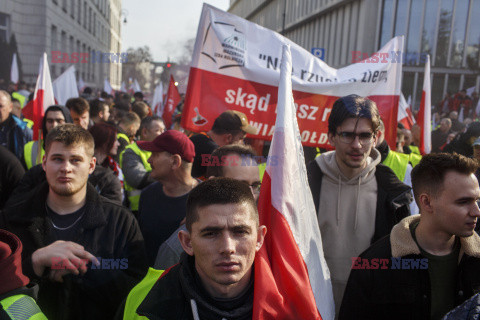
[183,4,404,148]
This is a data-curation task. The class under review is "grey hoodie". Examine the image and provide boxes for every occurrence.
[316,149,381,314]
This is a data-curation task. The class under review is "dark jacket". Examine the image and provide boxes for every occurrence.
[133,254,253,320]
[0,145,24,210]
[0,115,32,160]
[307,159,412,243]
[0,182,147,320]
[6,163,122,207]
[339,215,480,320]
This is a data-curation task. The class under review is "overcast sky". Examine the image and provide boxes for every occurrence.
[122,0,230,62]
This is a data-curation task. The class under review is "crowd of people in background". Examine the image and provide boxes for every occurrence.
[0,78,480,320]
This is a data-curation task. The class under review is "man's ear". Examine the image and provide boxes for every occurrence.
[178,230,194,256]
[255,225,267,252]
[418,193,433,213]
[89,157,97,174]
[42,154,47,171]
[224,133,233,145]
[327,132,336,148]
[171,154,182,169]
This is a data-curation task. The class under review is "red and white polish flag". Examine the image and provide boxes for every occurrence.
[23,52,56,140]
[162,76,181,129]
[418,55,431,154]
[398,93,415,130]
[53,65,79,105]
[254,44,334,320]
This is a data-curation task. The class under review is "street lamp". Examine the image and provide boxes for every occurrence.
[121,9,129,24]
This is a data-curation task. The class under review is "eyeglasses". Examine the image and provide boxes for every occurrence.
[249,182,262,194]
[336,131,374,145]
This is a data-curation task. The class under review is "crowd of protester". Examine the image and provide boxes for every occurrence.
[0,80,479,319]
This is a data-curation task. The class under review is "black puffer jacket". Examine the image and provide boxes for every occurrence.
[0,182,147,320]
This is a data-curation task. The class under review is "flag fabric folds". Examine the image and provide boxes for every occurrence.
[418,55,431,154]
[253,44,334,320]
[162,76,181,129]
[398,93,415,130]
[53,66,79,105]
[23,53,56,140]
[10,53,19,84]
[152,84,164,117]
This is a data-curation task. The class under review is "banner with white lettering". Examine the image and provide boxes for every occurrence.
[182,4,404,148]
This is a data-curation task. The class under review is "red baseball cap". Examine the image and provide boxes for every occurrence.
[137,130,195,162]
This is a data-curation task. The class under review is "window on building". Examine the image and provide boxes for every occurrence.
[51,25,57,51]
[93,12,96,36]
[77,0,81,24]
[0,13,9,43]
[402,72,415,104]
[394,0,408,37]
[464,75,477,92]
[89,7,92,33]
[63,0,67,12]
[466,0,480,70]
[421,0,438,59]
[84,2,87,28]
[406,0,423,65]
[431,73,446,105]
[71,0,75,18]
[436,0,454,67]
[449,0,469,68]
[69,36,74,55]
[447,74,461,95]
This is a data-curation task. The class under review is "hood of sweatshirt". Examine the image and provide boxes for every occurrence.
[316,148,381,229]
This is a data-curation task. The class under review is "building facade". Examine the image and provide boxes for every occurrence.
[0,0,122,89]
[229,0,480,107]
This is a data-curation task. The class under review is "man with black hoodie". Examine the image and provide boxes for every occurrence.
[306,95,412,315]
[1,124,147,320]
[23,105,72,170]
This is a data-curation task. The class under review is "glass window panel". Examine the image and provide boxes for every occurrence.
[431,74,446,108]
[406,0,423,64]
[394,0,408,37]
[0,30,6,43]
[380,0,394,47]
[0,13,7,26]
[464,75,477,92]
[402,72,415,102]
[466,0,480,69]
[421,0,438,57]
[447,74,461,95]
[449,0,469,67]
[436,0,454,67]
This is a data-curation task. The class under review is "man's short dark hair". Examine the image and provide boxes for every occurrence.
[140,115,163,132]
[185,178,258,232]
[66,97,90,115]
[411,153,478,204]
[45,123,94,157]
[328,94,381,135]
[89,99,108,118]
[133,91,144,99]
[205,145,258,178]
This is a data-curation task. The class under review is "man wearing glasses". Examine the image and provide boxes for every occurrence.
[307,94,412,315]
